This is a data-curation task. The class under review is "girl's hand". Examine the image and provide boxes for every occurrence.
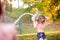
[31,13,37,21]
[45,16,49,20]
[31,16,35,21]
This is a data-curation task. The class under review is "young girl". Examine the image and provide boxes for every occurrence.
[31,14,49,40]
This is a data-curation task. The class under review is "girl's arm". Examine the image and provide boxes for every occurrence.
[31,16,37,28]
[33,21,37,28]
[45,16,51,25]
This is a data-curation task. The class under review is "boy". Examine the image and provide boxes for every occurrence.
[31,14,49,40]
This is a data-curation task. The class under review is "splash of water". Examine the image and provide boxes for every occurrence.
[13,13,33,25]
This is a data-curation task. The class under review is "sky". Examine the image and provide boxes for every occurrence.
[1,0,29,8]
[12,0,24,8]
[12,0,29,8]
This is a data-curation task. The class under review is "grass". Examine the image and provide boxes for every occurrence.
[17,31,60,40]
[18,27,55,34]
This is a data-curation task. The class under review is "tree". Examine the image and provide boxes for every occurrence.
[42,0,60,22]
[21,0,60,22]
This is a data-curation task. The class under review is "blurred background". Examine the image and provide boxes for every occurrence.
[1,0,60,34]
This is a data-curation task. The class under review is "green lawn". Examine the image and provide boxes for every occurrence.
[18,27,55,34]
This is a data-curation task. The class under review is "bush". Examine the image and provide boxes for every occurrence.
[46,33,60,40]
[17,31,60,40]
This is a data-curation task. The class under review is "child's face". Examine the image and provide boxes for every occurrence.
[39,17,45,23]
[36,14,45,23]
[39,17,44,21]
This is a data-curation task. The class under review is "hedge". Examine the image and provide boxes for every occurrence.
[17,31,60,40]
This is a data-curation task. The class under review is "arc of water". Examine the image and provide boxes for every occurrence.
[13,13,33,25]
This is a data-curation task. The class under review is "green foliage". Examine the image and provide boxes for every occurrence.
[33,2,44,12]
[6,0,60,22]
[6,8,18,19]
[20,8,26,13]
[25,6,33,12]
[17,32,60,40]
[56,9,60,19]
[43,0,60,21]
[23,0,29,4]
[21,15,31,23]
[46,33,60,40]
[50,0,60,6]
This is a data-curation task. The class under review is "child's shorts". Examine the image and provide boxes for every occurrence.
[37,32,46,40]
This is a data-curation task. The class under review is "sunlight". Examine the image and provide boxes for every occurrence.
[12,0,23,8]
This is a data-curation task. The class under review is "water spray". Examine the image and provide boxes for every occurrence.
[13,12,38,26]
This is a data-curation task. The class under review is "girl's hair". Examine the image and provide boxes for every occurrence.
[36,14,45,24]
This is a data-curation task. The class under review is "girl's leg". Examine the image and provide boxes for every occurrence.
[39,38,43,40]
[39,38,47,40]
[44,38,47,40]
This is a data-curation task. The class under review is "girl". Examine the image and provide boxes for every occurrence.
[31,14,49,40]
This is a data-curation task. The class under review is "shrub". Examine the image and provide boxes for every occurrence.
[17,31,60,40]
